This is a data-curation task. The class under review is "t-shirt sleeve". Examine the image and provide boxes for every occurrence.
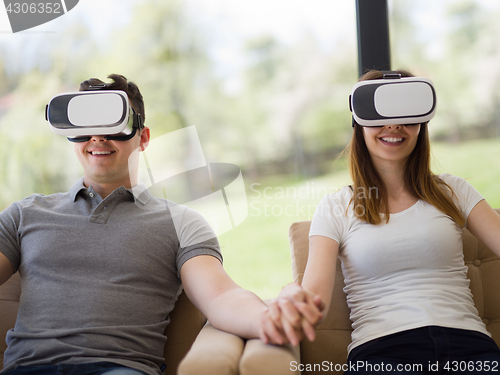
[439,173,485,227]
[309,188,351,245]
[171,205,222,275]
[0,202,23,272]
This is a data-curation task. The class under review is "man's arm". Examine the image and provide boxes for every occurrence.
[0,252,15,286]
[180,255,300,345]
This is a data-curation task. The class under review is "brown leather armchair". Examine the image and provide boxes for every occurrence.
[180,210,500,374]
[287,208,500,374]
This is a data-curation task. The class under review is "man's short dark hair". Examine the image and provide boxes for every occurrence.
[79,74,146,125]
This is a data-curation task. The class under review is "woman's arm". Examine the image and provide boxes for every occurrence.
[277,236,339,328]
[300,235,339,320]
[466,200,500,257]
[264,235,339,345]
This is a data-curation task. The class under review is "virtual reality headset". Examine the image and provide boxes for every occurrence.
[46,90,143,142]
[349,74,436,127]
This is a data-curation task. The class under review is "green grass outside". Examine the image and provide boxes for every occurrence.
[432,139,500,207]
[220,139,500,300]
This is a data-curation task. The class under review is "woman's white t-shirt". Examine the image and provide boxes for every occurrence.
[309,174,490,353]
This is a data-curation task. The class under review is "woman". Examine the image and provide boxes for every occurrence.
[266,70,500,374]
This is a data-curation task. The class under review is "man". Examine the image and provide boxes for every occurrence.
[0,74,321,375]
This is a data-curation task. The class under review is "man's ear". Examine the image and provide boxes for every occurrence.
[139,127,150,152]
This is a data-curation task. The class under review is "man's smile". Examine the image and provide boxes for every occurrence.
[87,150,116,156]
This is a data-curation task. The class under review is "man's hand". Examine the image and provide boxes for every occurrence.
[259,283,324,346]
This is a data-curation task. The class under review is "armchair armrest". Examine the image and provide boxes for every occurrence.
[177,323,245,375]
[238,339,300,375]
[235,299,300,374]
[178,322,300,375]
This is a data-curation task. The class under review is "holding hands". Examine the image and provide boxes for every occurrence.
[259,282,324,346]
[259,235,339,346]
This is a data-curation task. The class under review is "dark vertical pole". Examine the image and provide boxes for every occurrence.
[356,0,391,78]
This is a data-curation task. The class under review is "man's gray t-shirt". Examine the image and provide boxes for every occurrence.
[0,178,222,375]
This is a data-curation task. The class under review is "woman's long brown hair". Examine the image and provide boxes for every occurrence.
[348,70,465,227]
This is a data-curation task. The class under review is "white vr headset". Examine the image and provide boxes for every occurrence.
[46,89,143,142]
[349,74,436,127]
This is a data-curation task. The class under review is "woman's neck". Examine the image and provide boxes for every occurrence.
[375,160,406,194]
[375,160,418,213]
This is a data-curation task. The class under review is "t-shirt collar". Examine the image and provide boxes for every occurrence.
[69,177,152,205]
